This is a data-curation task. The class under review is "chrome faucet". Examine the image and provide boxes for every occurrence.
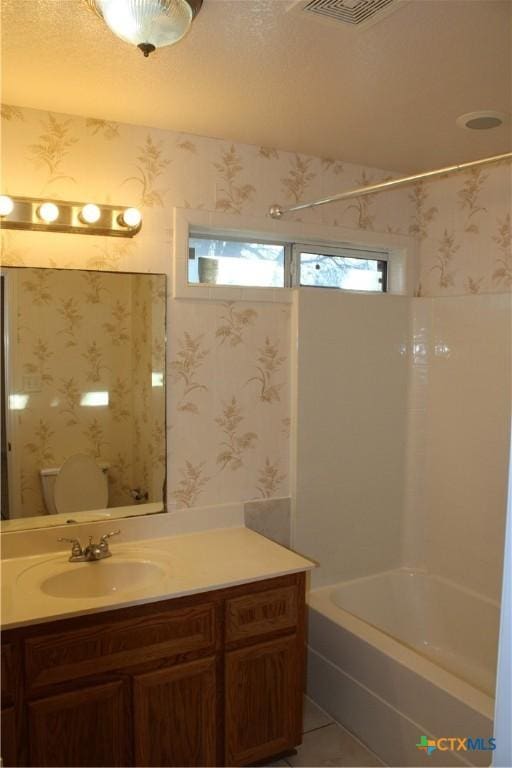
[58,530,121,562]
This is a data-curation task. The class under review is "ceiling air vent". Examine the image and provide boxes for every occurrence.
[297,0,403,28]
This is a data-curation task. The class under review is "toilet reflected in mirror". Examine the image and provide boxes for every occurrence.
[40,454,109,518]
[0,267,167,532]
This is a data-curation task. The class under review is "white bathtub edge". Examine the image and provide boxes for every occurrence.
[308,588,495,720]
[307,646,482,768]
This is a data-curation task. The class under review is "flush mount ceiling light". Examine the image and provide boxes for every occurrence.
[456,110,508,131]
[86,0,203,57]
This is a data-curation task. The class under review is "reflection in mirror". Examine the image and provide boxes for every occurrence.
[0,268,167,532]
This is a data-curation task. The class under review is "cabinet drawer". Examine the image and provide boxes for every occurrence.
[225,585,298,643]
[25,602,216,690]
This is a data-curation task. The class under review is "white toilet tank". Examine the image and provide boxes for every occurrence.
[40,455,109,515]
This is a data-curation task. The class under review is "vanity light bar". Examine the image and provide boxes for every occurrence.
[0,196,142,238]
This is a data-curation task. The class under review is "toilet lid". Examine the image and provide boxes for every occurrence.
[54,454,108,515]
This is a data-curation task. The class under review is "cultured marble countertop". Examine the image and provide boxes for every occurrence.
[1,527,315,630]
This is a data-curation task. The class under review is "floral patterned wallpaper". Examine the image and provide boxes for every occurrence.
[412,162,511,296]
[3,268,165,519]
[1,104,510,512]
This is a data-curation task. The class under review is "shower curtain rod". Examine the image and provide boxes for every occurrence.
[268,151,512,219]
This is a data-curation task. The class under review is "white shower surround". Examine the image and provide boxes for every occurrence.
[292,288,511,765]
[404,293,512,600]
[307,570,496,767]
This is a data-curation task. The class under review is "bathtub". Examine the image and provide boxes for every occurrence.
[307,568,499,767]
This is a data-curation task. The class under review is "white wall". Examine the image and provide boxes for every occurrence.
[292,289,410,586]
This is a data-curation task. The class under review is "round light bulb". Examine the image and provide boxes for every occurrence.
[0,195,14,217]
[120,207,142,228]
[80,203,101,224]
[38,202,60,223]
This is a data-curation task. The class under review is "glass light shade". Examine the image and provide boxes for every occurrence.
[38,202,60,223]
[0,195,14,216]
[80,203,101,224]
[120,207,142,228]
[97,0,193,50]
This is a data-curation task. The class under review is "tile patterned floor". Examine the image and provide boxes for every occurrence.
[266,697,384,767]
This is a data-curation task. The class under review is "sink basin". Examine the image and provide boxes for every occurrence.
[40,560,167,598]
[17,553,170,600]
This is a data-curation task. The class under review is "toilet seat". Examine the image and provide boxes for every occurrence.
[54,454,108,515]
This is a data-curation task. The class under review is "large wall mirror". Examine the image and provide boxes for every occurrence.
[0,267,167,532]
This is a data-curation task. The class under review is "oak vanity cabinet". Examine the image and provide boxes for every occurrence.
[1,642,21,767]
[1,572,306,768]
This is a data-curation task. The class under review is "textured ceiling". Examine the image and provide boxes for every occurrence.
[1,0,511,172]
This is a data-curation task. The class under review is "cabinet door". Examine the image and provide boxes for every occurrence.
[1,643,19,708]
[28,680,129,767]
[225,635,301,766]
[1,706,18,767]
[134,657,217,767]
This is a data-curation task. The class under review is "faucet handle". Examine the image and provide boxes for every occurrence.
[100,529,121,544]
[57,537,83,557]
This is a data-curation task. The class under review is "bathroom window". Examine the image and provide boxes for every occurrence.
[295,244,388,292]
[189,235,287,288]
[185,229,390,295]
